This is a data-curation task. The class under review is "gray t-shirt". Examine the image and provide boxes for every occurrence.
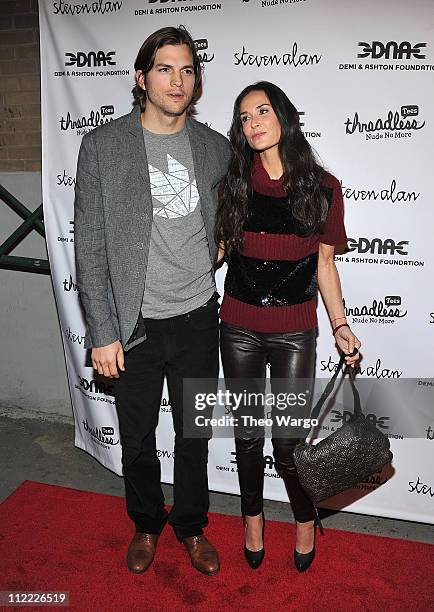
[141,125,215,318]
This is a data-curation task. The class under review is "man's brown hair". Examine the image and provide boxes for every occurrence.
[132,25,203,115]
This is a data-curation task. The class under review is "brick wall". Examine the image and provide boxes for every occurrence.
[0,0,41,172]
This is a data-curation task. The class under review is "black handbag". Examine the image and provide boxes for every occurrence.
[293,353,394,504]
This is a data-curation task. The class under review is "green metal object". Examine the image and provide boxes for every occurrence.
[0,183,51,275]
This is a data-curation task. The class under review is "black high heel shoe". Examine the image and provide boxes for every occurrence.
[243,512,265,569]
[294,507,324,573]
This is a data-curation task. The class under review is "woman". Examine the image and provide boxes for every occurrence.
[216,82,361,571]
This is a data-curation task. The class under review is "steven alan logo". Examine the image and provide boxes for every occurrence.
[53,0,122,15]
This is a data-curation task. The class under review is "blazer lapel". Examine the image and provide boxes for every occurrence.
[127,105,152,216]
[186,118,218,266]
[186,118,207,199]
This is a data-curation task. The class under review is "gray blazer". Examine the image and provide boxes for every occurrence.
[74,105,231,351]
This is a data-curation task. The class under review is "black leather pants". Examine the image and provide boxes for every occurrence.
[220,321,317,523]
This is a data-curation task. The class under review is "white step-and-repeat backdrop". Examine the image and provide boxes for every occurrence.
[39,0,433,524]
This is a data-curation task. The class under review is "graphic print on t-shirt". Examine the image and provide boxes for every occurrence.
[149,154,199,218]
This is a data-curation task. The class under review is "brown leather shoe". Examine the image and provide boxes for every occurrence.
[182,535,220,576]
[126,532,159,574]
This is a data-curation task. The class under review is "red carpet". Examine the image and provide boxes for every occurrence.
[0,481,433,612]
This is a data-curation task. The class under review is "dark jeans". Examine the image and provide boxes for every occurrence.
[220,321,317,523]
[114,297,219,540]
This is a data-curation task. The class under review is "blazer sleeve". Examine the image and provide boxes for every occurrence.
[74,131,119,348]
[218,133,231,178]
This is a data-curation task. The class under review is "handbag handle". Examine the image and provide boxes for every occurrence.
[309,350,361,424]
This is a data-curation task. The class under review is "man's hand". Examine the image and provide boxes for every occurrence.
[91,340,125,378]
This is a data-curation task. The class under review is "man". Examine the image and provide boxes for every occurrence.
[74,26,230,576]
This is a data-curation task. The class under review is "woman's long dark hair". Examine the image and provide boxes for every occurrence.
[216,81,328,254]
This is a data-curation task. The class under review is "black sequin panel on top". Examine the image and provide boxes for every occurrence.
[223,189,331,307]
[244,188,333,236]
[244,191,302,235]
[225,251,319,307]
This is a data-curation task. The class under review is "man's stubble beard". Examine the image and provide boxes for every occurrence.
[145,89,193,118]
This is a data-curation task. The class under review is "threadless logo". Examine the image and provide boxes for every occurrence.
[344,106,425,141]
[157,449,175,459]
[160,398,172,413]
[63,274,78,292]
[352,469,390,492]
[59,105,115,136]
[194,39,214,63]
[82,418,119,447]
[257,0,308,9]
[343,296,407,325]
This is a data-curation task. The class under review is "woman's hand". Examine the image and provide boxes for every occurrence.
[217,241,225,264]
[317,243,361,368]
[334,325,362,368]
